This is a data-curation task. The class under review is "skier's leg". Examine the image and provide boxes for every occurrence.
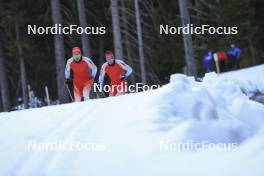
[223,60,227,72]
[236,58,240,69]
[230,57,235,70]
[206,60,212,72]
[109,84,117,97]
[116,81,127,96]
[208,62,212,72]
[116,91,125,96]
[83,82,92,101]
[219,60,225,72]
[226,58,230,71]
[73,84,82,102]
[203,60,209,72]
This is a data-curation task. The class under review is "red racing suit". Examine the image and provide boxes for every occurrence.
[217,51,228,62]
[99,60,132,96]
[65,57,97,101]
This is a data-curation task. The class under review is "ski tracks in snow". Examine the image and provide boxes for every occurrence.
[10,101,101,176]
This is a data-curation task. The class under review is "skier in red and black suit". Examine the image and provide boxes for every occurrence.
[98,51,133,96]
[65,47,97,102]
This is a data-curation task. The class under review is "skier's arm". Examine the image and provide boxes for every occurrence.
[83,57,97,78]
[65,58,73,79]
[98,63,107,84]
[116,60,133,78]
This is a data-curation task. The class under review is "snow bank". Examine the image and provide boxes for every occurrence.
[0,71,264,176]
[220,64,264,96]
[154,73,264,144]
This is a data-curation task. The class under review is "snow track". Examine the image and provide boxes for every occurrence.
[15,101,101,176]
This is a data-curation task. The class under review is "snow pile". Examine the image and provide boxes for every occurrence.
[154,73,264,144]
[220,64,264,96]
[0,71,264,176]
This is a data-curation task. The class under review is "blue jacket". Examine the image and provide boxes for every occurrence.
[204,52,213,63]
[228,47,241,60]
[203,52,213,72]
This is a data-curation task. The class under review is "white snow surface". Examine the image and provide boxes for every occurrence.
[0,66,264,176]
[220,64,264,96]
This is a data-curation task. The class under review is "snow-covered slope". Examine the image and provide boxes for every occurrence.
[220,64,264,96]
[0,67,264,176]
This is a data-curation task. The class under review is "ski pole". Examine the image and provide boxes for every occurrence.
[65,84,74,102]
[45,86,50,105]
[100,83,106,98]
[94,85,105,98]
[214,53,220,74]
[101,91,106,98]
[215,60,220,74]
[94,91,100,99]
[91,83,99,99]
[94,82,106,98]
[95,89,106,98]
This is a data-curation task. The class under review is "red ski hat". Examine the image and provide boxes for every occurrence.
[105,51,114,59]
[72,47,81,55]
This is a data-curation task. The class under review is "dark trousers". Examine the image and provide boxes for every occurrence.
[219,60,227,72]
[227,56,236,70]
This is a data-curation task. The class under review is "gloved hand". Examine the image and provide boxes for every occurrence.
[64,79,70,85]
[90,74,95,80]
[120,74,127,80]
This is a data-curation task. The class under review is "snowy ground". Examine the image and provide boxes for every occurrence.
[0,65,264,176]
[220,64,264,103]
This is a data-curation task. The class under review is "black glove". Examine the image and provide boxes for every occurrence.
[120,74,127,80]
[64,79,70,85]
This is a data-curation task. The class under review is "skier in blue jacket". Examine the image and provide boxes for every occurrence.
[228,44,241,69]
[203,51,213,73]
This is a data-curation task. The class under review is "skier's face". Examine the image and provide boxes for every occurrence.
[73,53,82,62]
[106,57,114,65]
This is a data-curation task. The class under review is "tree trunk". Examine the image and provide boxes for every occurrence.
[248,38,256,65]
[121,0,136,84]
[178,0,197,78]
[76,0,92,58]
[50,0,68,103]
[99,36,105,65]
[16,24,28,109]
[0,39,11,112]
[0,92,2,112]
[134,0,147,84]
[111,0,124,60]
